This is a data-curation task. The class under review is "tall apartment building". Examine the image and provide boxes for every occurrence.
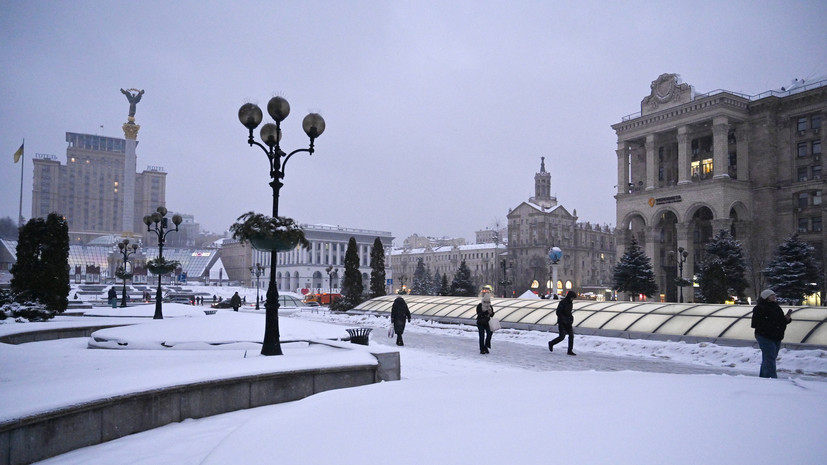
[613,73,826,302]
[507,158,616,298]
[31,132,167,244]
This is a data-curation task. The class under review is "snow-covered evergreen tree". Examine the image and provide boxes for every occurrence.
[431,271,442,296]
[10,213,69,315]
[764,234,821,304]
[368,237,386,298]
[334,237,363,310]
[439,274,450,296]
[696,230,749,303]
[612,236,657,301]
[449,260,477,297]
[411,259,429,295]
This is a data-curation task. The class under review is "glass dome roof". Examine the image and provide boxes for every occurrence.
[355,295,827,347]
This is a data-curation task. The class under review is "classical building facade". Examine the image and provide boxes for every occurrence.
[506,158,616,298]
[31,131,169,245]
[389,242,504,294]
[613,73,826,302]
[221,224,394,295]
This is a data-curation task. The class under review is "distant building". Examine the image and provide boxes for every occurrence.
[507,157,616,298]
[220,224,394,295]
[390,242,504,294]
[402,233,466,249]
[613,73,826,302]
[31,131,170,244]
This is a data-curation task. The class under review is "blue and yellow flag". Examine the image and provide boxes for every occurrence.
[13,142,23,163]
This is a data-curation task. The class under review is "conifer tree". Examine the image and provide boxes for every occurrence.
[439,273,450,296]
[411,258,429,295]
[612,236,657,301]
[336,237,363,310]
[431,270,442,296]
[696,230,749,303]
[369,237,386,298]
[764,234,821,304]
[449,260,477,296]
[10,213,70,314]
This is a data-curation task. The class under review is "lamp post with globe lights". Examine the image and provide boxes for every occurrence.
[238,96,325,356]
[549,246,562,298]
[116,239,139,307]
[143,206,182,319]
[250,262,264,310]
[677,246,690,303]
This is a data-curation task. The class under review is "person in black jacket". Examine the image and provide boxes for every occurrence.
[391,294,411,346]
[751,289,792,378]
[475,291,495,354]
[548,290,577,355]
[107,287,118,308]
[230,292,242,312]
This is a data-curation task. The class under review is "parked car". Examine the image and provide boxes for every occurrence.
[210,299,234,309]
[164,293,195,305]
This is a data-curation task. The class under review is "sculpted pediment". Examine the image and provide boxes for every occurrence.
[641,73,694,116]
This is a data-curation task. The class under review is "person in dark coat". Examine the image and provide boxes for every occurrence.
[107,287,118,308]
[390,294,411,346]
[751,289,792,378]
[475,291,495,354]
[548,290,577,355]
[230,292,242,312]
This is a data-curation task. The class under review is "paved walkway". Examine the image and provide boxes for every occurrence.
[369,329,757,378]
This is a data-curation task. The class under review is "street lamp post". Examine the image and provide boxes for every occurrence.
[250,262,264,310]
[238,96,325,356]
[499,259,512,298]
[677,246,689,303]
[326,265,338,294]
[116,239,139,307]
[143,206,182,319]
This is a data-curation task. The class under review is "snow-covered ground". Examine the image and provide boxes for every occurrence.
[2,291,826,464]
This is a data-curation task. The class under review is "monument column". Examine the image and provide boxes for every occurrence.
[120,88,144,235]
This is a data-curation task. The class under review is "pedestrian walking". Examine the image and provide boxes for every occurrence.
[751,289,792,378]
[548,290,577,355]
[230,292,242,312]
[391,293,411,346]
[107,287,118,308]
[476,290,495,354]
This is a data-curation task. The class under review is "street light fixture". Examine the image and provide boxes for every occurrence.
[143,206,182,319]
[116,239,139,308]
[238,96,325,356]
[326,265,338,293]
[677,246,690,303]
[250,262,264,310]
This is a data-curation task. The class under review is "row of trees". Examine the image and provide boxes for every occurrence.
[333,237,481,311]
[613,232,822,304]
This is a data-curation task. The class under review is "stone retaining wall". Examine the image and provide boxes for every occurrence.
[0,329,400,465]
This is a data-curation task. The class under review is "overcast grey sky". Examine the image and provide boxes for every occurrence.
[2,0,826,244]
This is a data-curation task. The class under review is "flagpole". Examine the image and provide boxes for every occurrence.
[18,139,24,227]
